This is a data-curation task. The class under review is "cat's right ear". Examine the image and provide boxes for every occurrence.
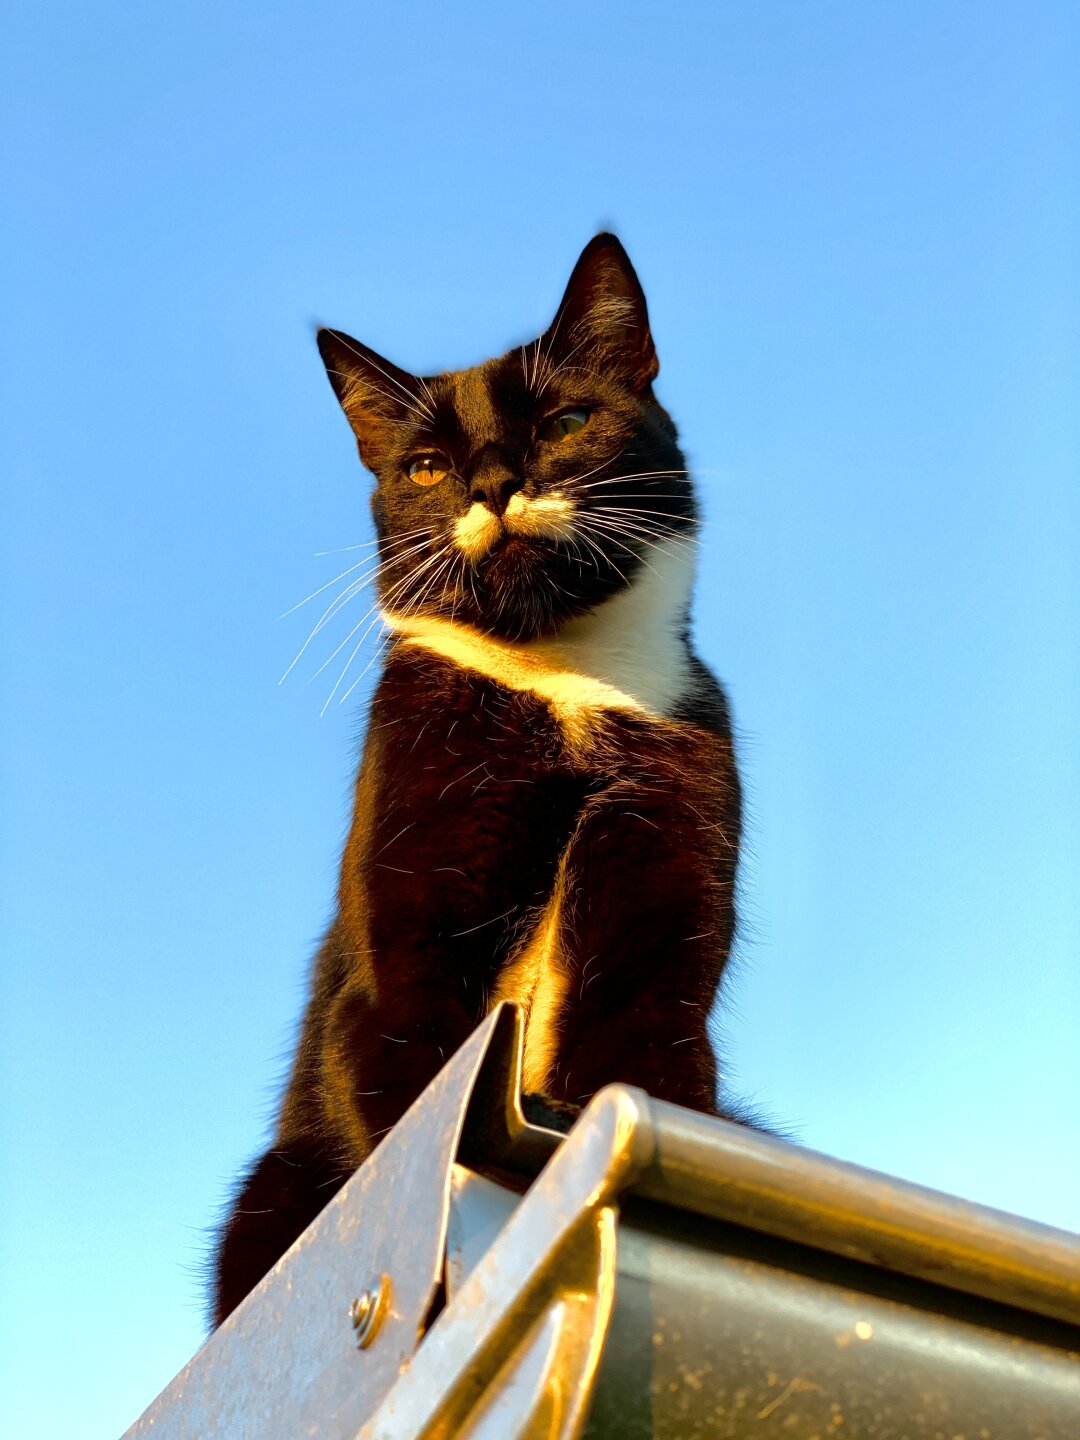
[316,328,423,471]
[543,234,658,392]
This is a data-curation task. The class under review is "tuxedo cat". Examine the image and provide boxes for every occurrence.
[212,235,743,1325]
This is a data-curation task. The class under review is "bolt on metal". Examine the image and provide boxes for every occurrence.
[349,1273,391,1349]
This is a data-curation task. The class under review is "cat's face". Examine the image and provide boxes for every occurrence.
[318,235,696,641]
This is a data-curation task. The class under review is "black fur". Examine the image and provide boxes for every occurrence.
[212,236,744,1326]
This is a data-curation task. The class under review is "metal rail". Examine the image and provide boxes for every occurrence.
[123,1005,1080,1438]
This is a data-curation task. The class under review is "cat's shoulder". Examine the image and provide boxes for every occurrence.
[670,653,736,738]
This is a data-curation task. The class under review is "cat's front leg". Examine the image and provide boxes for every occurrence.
[549,734,741,1115]
[319,700,580,1153]
[321,961,477,1153]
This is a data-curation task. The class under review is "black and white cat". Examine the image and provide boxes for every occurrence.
[213,235,745,1325]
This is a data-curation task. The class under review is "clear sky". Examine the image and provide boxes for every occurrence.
[2,3,1077,1435]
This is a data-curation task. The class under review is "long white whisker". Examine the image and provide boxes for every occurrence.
[313,539,378,557]
[569,522,632,585]
[313,605,386,687]
[379,538,456,615]
[575,508,694,546]
[415,374,439,417]
[559,455,621,490]
[313,525,430,559]
[321,610,391,715]
[572,469,692,489]
[279,535,436,683]
[574,514,691,575]
[278,557,375,620]
[278,526,431,621]
[340,627,394,705]
[579,511,693,546]
[398,543,458,618]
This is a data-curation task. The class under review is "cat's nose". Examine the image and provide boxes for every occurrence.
[469,465,524,517]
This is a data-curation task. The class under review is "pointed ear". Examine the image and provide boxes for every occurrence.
[316,328,424,471]
[544,233,658,391]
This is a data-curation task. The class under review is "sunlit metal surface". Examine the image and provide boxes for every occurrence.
[586,1209,1080,1437]
[630,1098,1080,1328]
[121,1006,520,1440]
[123,1004,1080,1438]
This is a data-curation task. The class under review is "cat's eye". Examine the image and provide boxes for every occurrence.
[406,456,449,487]
[538,408,590,443]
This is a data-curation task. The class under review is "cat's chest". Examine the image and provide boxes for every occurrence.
[374,647,594,774]
[381,629,672,762]
[379,541,695,755]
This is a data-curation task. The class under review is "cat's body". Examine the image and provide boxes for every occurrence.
[212,236,744,1326]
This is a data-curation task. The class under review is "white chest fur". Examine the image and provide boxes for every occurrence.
[381,539,697,739]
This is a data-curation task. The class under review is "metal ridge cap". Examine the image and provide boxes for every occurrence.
[627,1096,1080,1329]
[360,1082,655,1439]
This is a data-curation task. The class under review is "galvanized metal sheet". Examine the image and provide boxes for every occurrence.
[633,1096,1080,1327]
[586,1209,1080,1438]
[122,1005,517,1440]
[122,1008,1080,1439]
[358,1086,650,1440]
[440,1110,1080,1438]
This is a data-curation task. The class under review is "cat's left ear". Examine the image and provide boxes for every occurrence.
[316,328,424,473]
[544,233,658,391]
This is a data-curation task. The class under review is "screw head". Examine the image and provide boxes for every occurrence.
[349,1273,391,1348]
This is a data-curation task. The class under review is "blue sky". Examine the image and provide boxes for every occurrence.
[2,3,1077,1434]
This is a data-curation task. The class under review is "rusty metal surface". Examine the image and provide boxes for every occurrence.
[121,1006,518,1440]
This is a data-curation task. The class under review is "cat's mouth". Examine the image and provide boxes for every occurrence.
[454,493,577,563]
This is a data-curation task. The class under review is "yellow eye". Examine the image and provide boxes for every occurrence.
[539,408,589,442]
[407,456,448,487]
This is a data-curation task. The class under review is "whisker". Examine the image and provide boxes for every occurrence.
[570,509,688,570]
[538,332,593,392]
[321,618,386,715]
[313,539,379,557]
[309,601,388,682]
[569,522,632,586]
[559,455,621,491]
[578,512,693,550]
[291,538,432,643]
[415,374,440,417]
[379,538,454,612]
[314,525,430,560]
[576,478,694,495]
[278,557,375,620]
[339,628,394,704]
[400,543,458,618]
[278,529,430,622]
[279,533,435,683]
[589,502,694,521]
[318,541,456,707]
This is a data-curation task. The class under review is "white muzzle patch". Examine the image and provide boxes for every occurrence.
[453,492,577,560]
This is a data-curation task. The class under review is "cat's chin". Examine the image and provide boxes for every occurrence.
[478,531,541,567]
[468,531,537,579]
[460,531,633,642]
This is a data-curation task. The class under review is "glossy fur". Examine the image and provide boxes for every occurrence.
[212,236,743,1326]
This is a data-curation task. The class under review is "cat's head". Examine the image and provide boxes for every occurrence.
[317,234,696,642]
